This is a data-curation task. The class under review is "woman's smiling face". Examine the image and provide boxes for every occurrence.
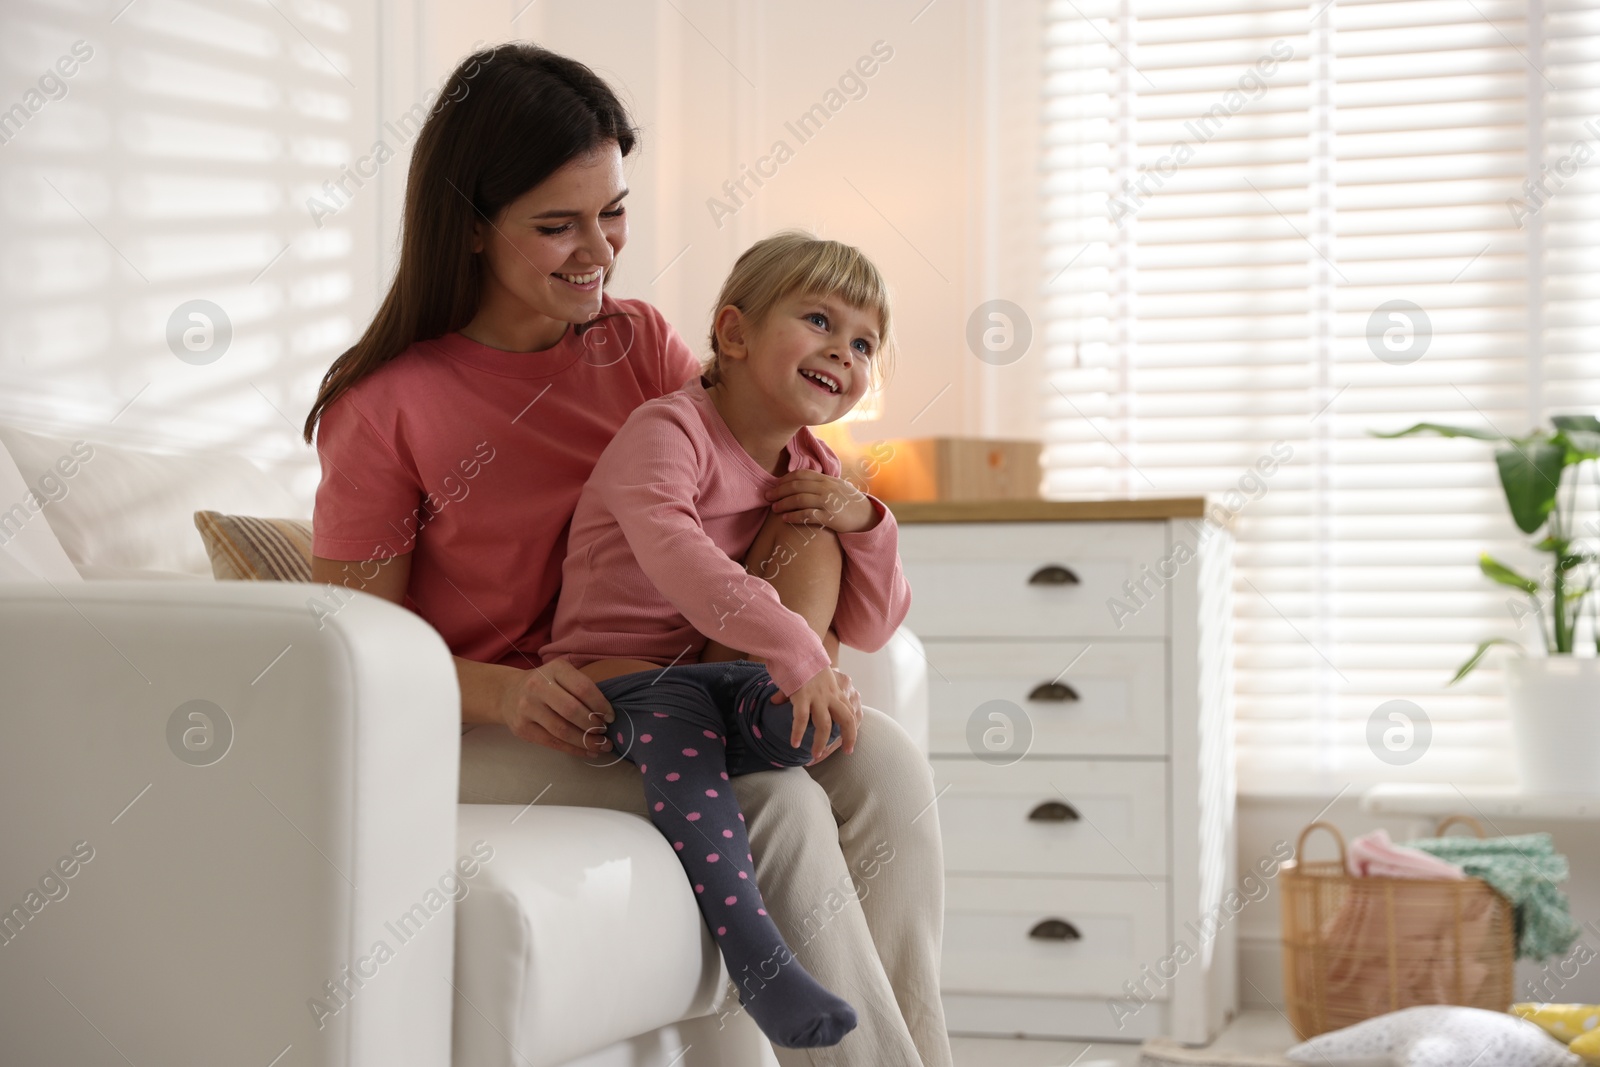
[470,140,629,341]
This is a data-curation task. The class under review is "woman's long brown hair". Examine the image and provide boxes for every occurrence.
[301,43,638,442]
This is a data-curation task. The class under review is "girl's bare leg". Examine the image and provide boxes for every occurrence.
[702,511,843,667]
[578,658,667,684]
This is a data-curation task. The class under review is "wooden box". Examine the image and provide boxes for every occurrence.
[864,437,1041,503]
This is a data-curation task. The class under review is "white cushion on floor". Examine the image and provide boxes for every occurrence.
[1286,1005,1580,1067]
[455,804,733,1067]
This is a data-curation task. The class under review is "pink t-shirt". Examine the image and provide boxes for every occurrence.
[312,296,702,668]
[539,377,912,697]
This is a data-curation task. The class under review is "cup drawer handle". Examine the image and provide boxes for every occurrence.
[1027,681,1080,703]
[1027,564,1080,586]
[1027,800,1080,822]
[1028,918,1082,941]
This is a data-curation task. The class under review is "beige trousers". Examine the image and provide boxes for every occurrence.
[459,703,954,1067]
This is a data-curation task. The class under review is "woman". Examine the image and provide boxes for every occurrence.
[302,43,952,1067]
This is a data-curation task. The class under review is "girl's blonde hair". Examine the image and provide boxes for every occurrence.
[703,230,894,390]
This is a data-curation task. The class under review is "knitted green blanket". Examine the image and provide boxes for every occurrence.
[1411,831,1580,961]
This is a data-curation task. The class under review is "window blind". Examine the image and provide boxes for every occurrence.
[0,0,377,500]
[1042,0,1600,793]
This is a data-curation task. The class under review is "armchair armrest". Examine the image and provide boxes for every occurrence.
[837,625,930,755]
[0,581,461,1067]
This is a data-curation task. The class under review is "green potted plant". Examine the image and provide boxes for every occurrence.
[1377,415,1599,794]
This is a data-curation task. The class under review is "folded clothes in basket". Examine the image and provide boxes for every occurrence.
[1411,831,1581,961]
[1317,869,1502,1018]
[1283,820,1517,1033]
[1347,829,1466,880]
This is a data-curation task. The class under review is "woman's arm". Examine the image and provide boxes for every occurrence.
[311,551,412,605]
[310,555,615,758]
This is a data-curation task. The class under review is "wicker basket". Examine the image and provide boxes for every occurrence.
[1279,816,1515,1040]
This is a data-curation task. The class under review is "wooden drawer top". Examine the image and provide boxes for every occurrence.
[886,497,1206,523]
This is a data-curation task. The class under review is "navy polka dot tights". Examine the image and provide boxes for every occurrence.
[595,659,857,1050]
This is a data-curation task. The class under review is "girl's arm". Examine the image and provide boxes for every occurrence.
[831,496,913,651]
[590,408,834,698]
[763,450,912,653]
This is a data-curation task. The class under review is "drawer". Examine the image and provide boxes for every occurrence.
[899,522,1170,638]
[931,757,1168,877]
[941,990,1169,1041]
[942,875,1168,998]
[925,641,1168,757]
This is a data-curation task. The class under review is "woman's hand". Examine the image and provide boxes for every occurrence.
[778,666,863,764]
[765,470,880,534]
[499,659,616,760]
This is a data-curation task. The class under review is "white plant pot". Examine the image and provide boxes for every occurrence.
[1506,657,1600,795]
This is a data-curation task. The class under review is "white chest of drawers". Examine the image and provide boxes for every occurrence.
[892,499,1237,1046]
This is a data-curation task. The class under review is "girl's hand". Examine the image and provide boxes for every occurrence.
[765,470,880,534]
[777,666,861,763]
[804,668,862,766]
[500,659,615,760]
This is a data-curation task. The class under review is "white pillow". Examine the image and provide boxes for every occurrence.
[0,432,83,583]
[0,425,302,578]
[1286,1006,1580,1067]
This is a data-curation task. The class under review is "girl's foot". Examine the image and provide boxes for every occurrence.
[735,952,858,1048]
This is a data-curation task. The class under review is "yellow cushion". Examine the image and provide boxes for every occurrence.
[1513,1003,1600,1064]
[192,511,312,581]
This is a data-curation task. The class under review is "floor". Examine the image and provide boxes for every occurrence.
[949,1010,1296,1066]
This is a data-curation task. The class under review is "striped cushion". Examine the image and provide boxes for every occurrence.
[192,511,313,581]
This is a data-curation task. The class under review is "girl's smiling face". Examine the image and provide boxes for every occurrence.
[725,291,880,426]
[469,141,628,344]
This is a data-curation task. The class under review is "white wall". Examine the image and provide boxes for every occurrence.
[406,0,1049,447]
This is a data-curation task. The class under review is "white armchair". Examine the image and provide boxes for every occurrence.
[0,424,930,1067]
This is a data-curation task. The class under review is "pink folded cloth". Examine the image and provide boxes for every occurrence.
[1347,829,1467,879]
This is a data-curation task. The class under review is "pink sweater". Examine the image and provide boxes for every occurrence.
[540,377,911,696]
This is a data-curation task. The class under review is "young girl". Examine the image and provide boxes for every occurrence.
[539,231,910,1049]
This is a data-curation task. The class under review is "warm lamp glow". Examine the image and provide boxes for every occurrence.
[812,386,880,486]
[840,384,883,424]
